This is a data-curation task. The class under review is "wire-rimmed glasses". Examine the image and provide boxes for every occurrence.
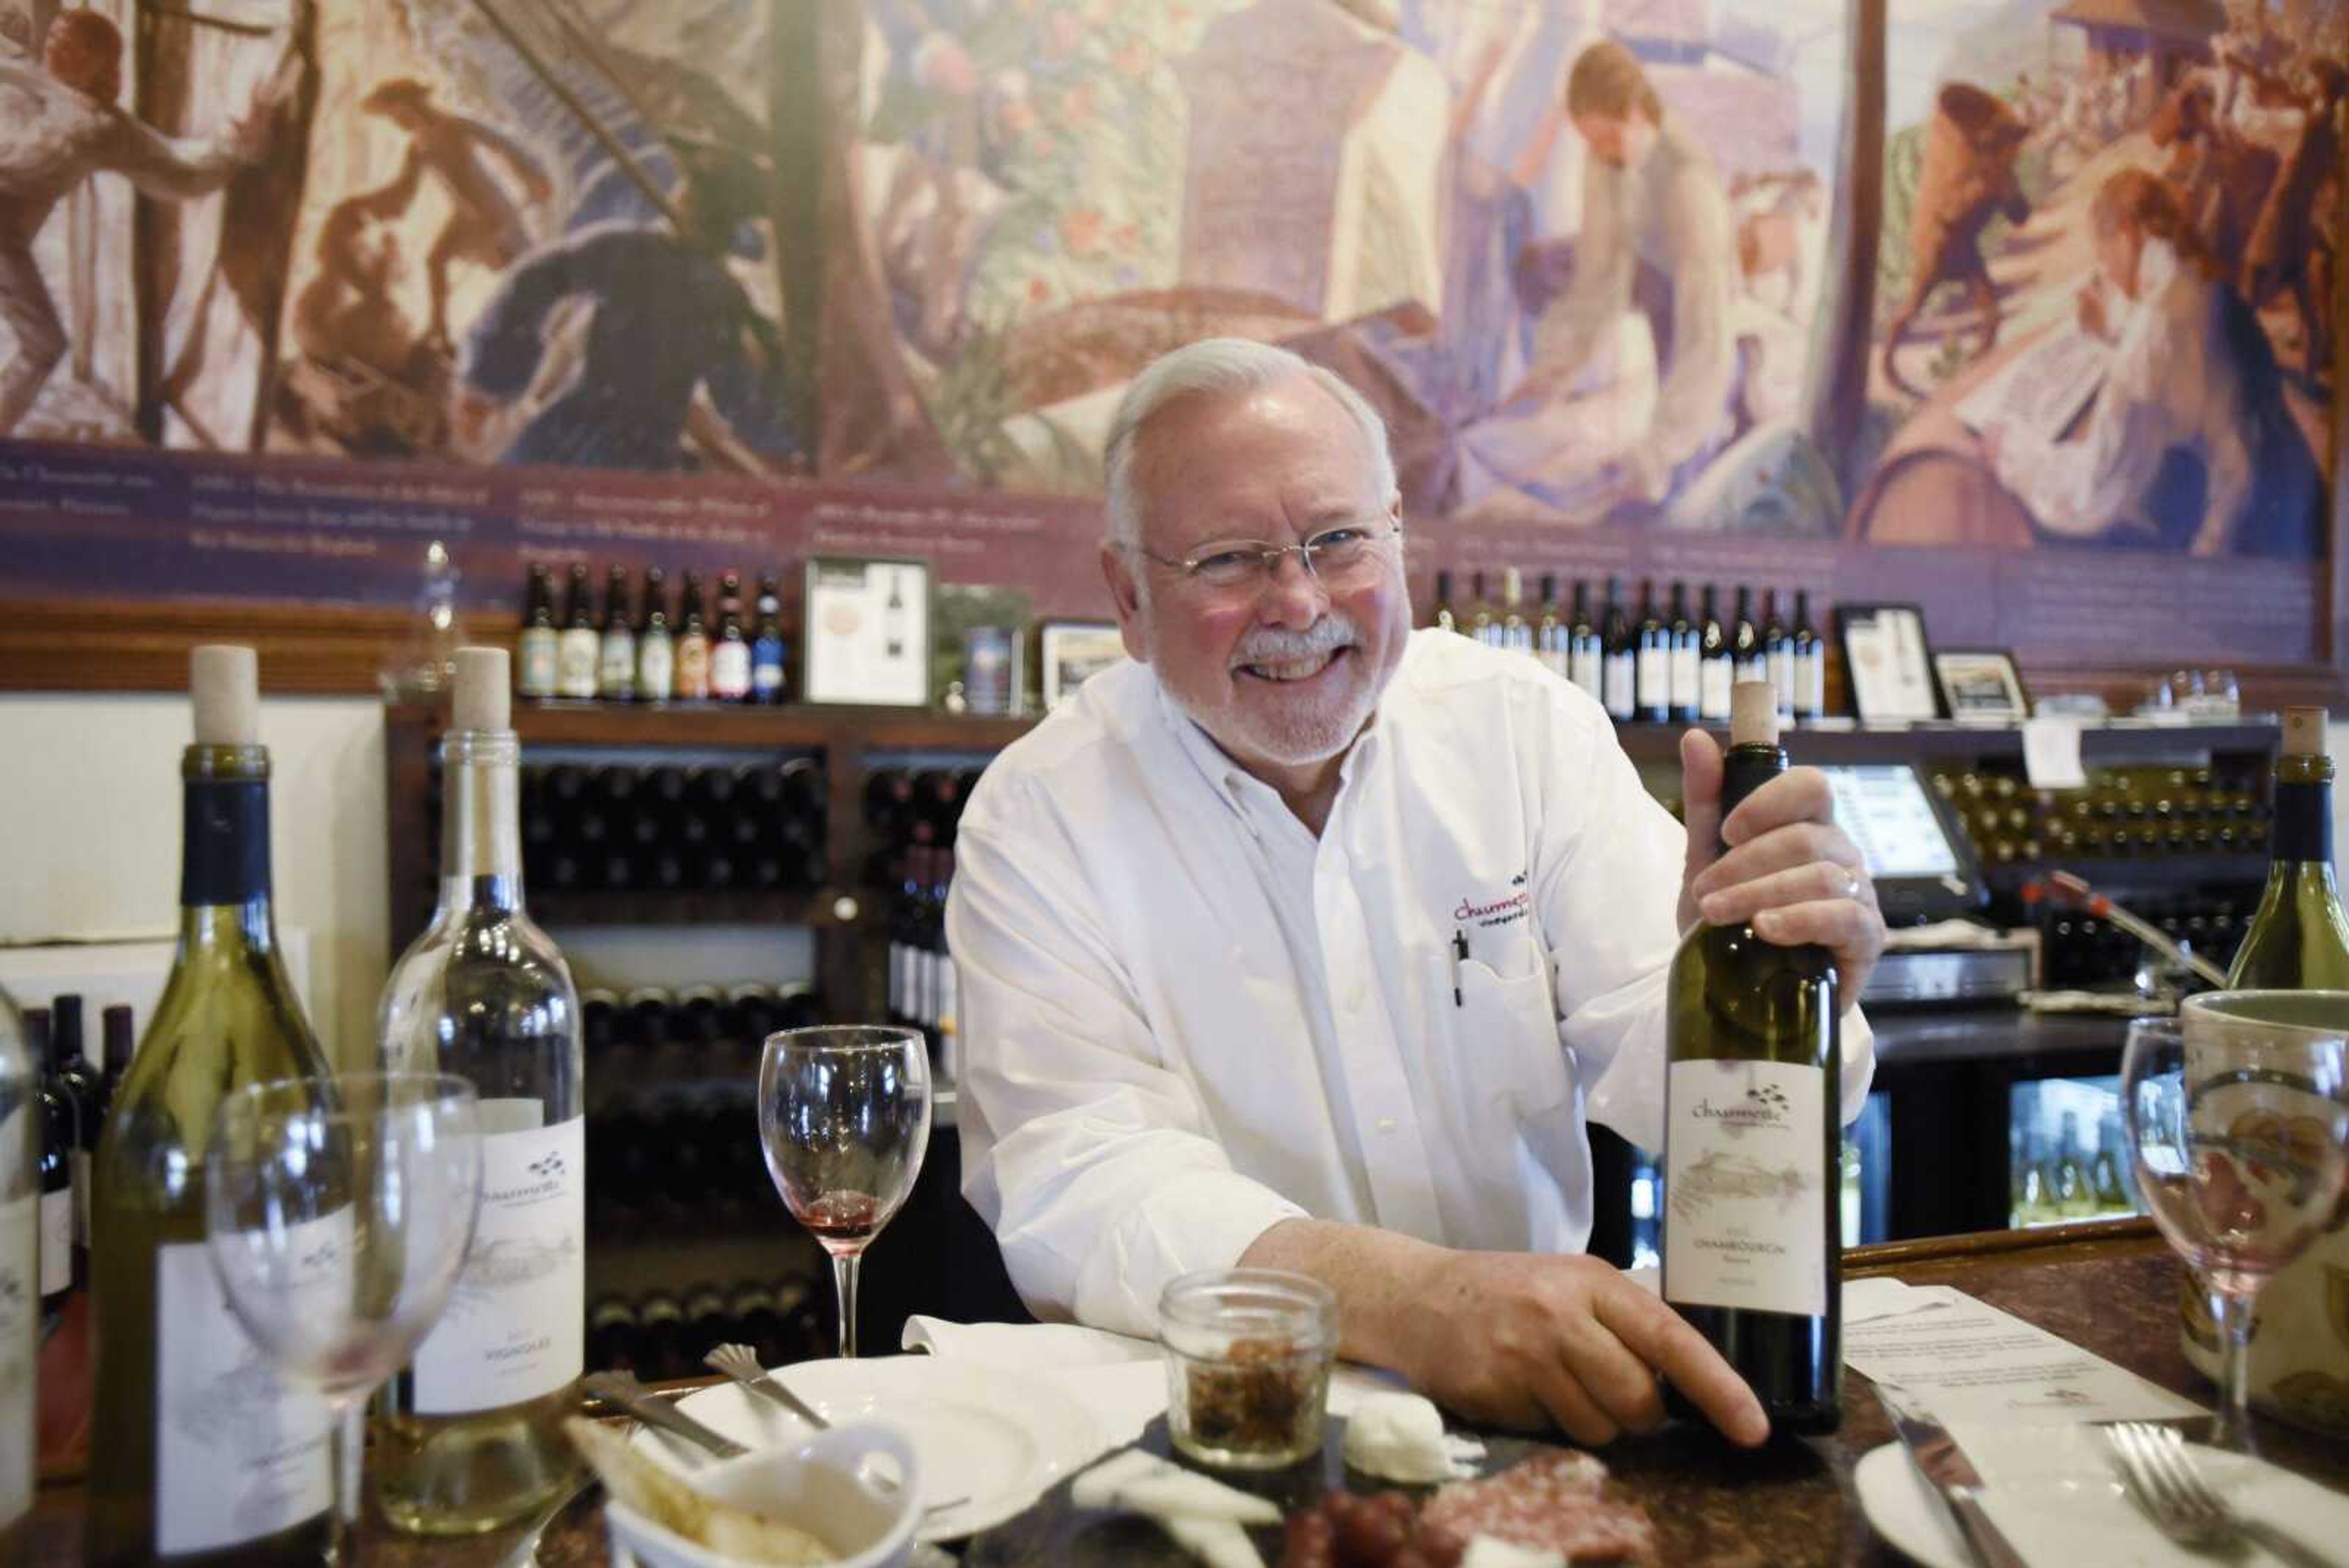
[1131,521,1403,594]
[757,1027,932,1359]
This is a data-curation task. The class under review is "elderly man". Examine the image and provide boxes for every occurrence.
[947,338,1883,1446]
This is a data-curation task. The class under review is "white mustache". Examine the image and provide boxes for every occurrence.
[1231,616,1360,667]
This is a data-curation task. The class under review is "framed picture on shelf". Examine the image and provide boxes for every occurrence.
[933,584,1031,716]
[801,557,932,707]
[1934,649,2030,724]
[1833,603,1941,726]
[1038,622,1126,710]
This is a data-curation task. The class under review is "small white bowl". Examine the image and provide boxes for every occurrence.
[606,1422,921,1568]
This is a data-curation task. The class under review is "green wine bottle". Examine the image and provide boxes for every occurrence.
[2227,708,2349,990]
[1663,682,1842,1434]
[88,647,335,1567]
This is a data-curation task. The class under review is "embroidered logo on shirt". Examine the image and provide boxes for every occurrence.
[1455,869,1532,929]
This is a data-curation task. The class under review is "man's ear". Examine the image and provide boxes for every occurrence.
[1101,543,1149,663]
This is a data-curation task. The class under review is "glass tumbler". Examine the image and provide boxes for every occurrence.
[1159,1268,1337,1470]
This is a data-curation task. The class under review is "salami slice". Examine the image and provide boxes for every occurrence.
[1420,1453,1657,1565]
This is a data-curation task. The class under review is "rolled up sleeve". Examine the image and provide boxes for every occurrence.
[947,781,1306,1338]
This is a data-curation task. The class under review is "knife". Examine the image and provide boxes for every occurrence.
[1872,1380,2030,1568]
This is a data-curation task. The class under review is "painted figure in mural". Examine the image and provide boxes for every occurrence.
[2148,80,2279,269]
[455,150,799,472]
[1505,40,1740,509]
[1983,169,2320,559]
[358,77,557,349]
[2241,58,2343,382]
[0,9,272,436]
[1879,83,2029,400]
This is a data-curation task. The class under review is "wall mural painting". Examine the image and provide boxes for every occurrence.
[0,0,2342,660]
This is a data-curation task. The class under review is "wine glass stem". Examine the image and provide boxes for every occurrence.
[327,1394,364,1562]
[833,1252,862,1359]
[2210,1282,2259,1454]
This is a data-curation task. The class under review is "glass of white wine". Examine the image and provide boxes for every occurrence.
[204,1072,484,1560]
[2123,997,2349,1452]
[758,1027,931,1358]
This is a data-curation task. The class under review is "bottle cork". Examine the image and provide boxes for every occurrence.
[2282,707,2326,757]
[189,645,259,746]
[1729,680,1778,748]
[451,647,511,734]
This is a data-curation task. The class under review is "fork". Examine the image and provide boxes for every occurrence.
[584,1370,749,1459]
[703,1343,970,1515]
[2102,1421,2336,1568]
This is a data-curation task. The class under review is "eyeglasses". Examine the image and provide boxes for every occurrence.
[1134,521,1403,593]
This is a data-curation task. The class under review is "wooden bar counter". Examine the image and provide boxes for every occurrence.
[27,1221,2347,1566]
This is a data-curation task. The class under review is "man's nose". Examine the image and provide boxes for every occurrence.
[1257,548,1329,629]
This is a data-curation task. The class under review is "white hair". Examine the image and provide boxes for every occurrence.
[1102,338,1397,550]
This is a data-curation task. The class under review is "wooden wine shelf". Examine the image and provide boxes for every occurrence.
[531,886,836,929]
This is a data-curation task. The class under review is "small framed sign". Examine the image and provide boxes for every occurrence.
[802,557,932,707]
[1038,621,1126,710]
[1934,648,2030,724]
[1833,603,1941,726]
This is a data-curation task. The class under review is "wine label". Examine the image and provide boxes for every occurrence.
[1798,650,1825,717]
[557,631,600,698]
[37,1190,66,1299]
[1670,647,1700,712]
[0,1194,31,1529]
[1700,657,1734,721]
[1636,647,1668,710]
[1767,650,1795,712]
[676,639,711,699]
[637,636,675,700]
[711,642,752,700]
[599,633,636,697]
[1663,1058,1829,1318]
[1570,647,1602,700]
[518,630,559,697]
[1603,655,1635,718]
[409,1113,584,1416]
[155,1222,338,1552]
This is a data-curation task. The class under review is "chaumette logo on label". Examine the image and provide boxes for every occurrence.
[1690,1083,1793,1133]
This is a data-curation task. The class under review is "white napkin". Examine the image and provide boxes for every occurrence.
[901,1315,1160,1367]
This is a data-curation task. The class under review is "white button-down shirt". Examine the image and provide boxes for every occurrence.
[948,630,1875,1339]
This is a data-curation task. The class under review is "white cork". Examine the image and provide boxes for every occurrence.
[189,645,259,746]
[1729,680,1778,747]
[2282,707,2326,757]
[451,647,511,734]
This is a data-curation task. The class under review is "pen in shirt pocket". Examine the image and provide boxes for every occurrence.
[1451,927,1469,1008]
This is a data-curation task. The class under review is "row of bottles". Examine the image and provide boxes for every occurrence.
[581,984,826,1067]
[29,997,133,1312]
[2036,901,2254,991]
[586,1090,768,1224]
[518,562,790,705]
[1431,570,1827,727]
[588,1279,828,1384]
[516,759,829,895]
[1932,765,2273,868]
[886,847,957,1078]
[2011,1108,2136,1228]
[88,644,588,1561]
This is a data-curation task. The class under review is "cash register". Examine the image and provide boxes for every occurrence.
[1821,763,2035,1008]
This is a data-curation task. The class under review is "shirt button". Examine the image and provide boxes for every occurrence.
[1375,1117,1398,1134]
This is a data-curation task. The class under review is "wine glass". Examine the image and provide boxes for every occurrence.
[2122,996,2349,1452]
[205,1072,483,1560]
[759,1027,931,1358]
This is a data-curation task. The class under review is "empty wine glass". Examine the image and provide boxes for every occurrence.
[2123,996,2349,1452]
[205,1072,483,1560]
[759,1027,931,1358]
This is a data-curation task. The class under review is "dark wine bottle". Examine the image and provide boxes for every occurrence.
[1635,578,1669,724]
[636,567,675,703]
[48,994,99,1288]
[710,571,752,702]
[557,563,599,700]
[1663,682,1842,1435]
[1667,582,1699,725]
[32,1009,72,1313]
[1732,585,1765,686]
[518,563,558,700]
[1761,589,1794,725]
[1791,590,1824,723]
[1568,581,1602,703]
[598,565,636,702]
[751,574,788,705]
[1600,577,1635,723]
[1698,585,1732,724]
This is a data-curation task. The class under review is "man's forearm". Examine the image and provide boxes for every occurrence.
[1238,1216,1449,1374]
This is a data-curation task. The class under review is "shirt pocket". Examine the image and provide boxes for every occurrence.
[1445,952,1570,1118]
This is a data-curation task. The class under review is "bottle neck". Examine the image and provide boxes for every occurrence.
[180,749,273,908]
[439,730,525,913]
[2270,776,2334,869]
[1716,743,1787,853]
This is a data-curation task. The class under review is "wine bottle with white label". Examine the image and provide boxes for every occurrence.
[0,986,35,1555]
[2227,707,2349,989]
[89,646,336,1567]
[1663,682,1842,1434]
[377,647,585,1533]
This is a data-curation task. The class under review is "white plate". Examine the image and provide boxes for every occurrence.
[1856,1433,2349,1567]
[628,1356,1107,1542]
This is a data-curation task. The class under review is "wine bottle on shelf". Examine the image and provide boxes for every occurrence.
[1667,582,1700,726]
[639,1292,688,1381]
[1698,585,1732,724]
[598,565,636,703]
[729,1280,791,1369]
[1499,567,1532,655]
[376,648,587,1534]
[1600,577,1635,723]
[518,563,560,700]
[1431,569,1458,634]
[1761,589,1794,725]
[90,645,336,1566]
[1791,590,1825,723]
[557,563,600,700]
[711,571,753,703]
[0,988,33,1551]
[1635,579,1669,725]
[97,1003,135,1133]
[675,573,713,702]
[47,995,98,1288]
[1466,571,1496,647]
[1568,581,1603,704]
[636,567,675,703]
[586,1295,647,1375]
[1731,585,1765,686]
[32,1010,71,1314]
[1663,682,1842,1435]
[1535,574,1568,679]
[752,574,789,705]
[2226,708,2349,989]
